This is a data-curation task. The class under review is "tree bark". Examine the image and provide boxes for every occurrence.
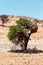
[24,42,28,50]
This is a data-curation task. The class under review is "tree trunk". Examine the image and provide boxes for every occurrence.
[24,42,28,50]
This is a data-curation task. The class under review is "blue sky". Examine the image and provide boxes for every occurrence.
[0,0,43,20]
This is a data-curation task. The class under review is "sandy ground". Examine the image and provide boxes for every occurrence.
[0,23,43,65]
[0,51,43,65]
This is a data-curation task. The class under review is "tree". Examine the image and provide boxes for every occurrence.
[1,15,8,26]
[8,18,38,50]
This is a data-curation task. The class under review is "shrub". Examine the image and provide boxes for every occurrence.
[8,18,32,40]
[8,26,15,40]
[16,18,32,27]
[8,25,23,40]
[8,18,32,42]
[8,18,38,50]
[1,15,8,26]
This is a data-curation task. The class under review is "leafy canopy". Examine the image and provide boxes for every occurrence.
[16,18,32,26]
[8,18,32,43]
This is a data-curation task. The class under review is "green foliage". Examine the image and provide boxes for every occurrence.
[8,25,22,40]
[8,26,15,40]
[8,18,32,43]
[16,18,32,26]
[8,18,38,50]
